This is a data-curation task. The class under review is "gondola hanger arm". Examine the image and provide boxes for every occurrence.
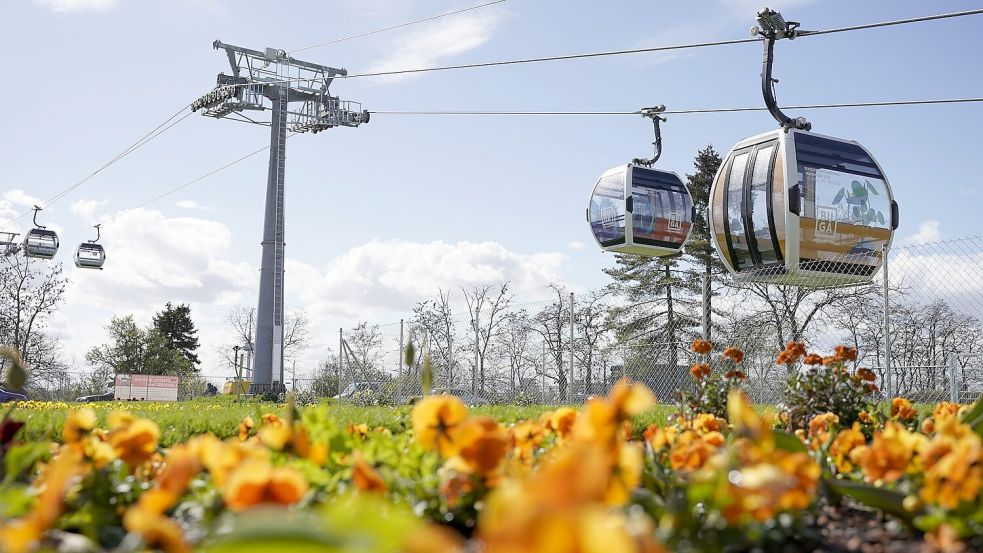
[752,8,812,131]
[633,105,667,167]
[31,205,46,229]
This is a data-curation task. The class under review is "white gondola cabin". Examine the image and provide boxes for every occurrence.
[588,106,694,256]
[23,206,59,260]
[708,7,899,286]
[709,129,897,286]
[74,225,105,269]
[589,164,694,255]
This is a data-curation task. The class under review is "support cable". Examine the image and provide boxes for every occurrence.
[340,8,983,79]
[288,0,507,54]
[369,96,983,116]
[9,105,194,224]
[11,7,980,227]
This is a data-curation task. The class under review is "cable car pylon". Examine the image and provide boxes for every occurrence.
[192,42,369,394]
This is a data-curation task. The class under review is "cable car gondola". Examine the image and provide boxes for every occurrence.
[708,9,898,287]
[75,224,105,270]
[22,205,59,260]
[588,106,694,256]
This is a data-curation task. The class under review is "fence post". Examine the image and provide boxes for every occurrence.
[569,292,575,404]
[399,319,404,379]
[949,351,960,403]
[701,272,710,341]
[338,327,343,395]
[473,318,480,394]
[882,244,893,399]
[541,340,547,403]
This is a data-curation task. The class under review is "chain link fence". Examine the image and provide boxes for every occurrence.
[24,236,983,406]
[329,235,983,406]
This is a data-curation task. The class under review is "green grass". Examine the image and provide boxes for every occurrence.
[11,397,676,447]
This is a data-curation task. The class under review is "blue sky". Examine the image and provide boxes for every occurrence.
[2,0,982,376]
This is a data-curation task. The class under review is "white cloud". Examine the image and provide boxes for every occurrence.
[3,189,43,208]
[34,0,118,12]
[0,199,18,230]
[364,9,507,82]
[175,200,213,211]
[906,220,941,245]
[286,239,566,322]
[70,198,108,223]
[568,241,586,251]
[65,207,255,309]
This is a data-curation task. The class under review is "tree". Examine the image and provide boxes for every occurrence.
[0,255,69,392]
[573,290,610,394]
[462,282,512,393]
[152,303,201,369]
[683,145,726,340]
[222,305,311,369]
[604,254,700,370]
[87,316,192,376]
[532,285,574,400]
[496,310,535,395]
[412,291,457,387]
[342,322,385,383]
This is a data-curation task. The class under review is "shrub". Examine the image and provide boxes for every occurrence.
[781,344,876,430]
[677,340,746,420]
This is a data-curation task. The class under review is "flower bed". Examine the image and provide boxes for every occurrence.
[2,344,983,552]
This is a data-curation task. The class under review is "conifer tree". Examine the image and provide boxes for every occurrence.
[152,302,201,369]
[684,145,725,340]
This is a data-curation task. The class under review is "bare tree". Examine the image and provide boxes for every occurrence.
[0,256,69,391]
[343,322,384,381]
[496,310,535,395]
[462,282,512,393]
[574,290,610,394]
[413,290,457,387]
[532,284,573,400]
[221,305,310,369]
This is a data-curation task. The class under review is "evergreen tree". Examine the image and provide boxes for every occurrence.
[683,145,726,341]
[152,303,201,369]
[602,146,725,365]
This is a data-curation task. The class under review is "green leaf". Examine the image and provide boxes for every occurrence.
[202,509,346,553]
[825,479,922,526]
[772,430,807,453]
[3,442,49,485]
[866,180,880,195]
[962,394,983,426]
[851,181,867,197]
[832,188,846,205]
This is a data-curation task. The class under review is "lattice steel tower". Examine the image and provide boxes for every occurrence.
[193,41,369,392]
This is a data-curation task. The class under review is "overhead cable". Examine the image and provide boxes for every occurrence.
[341,8,983,78]
[288,0,507,54]
[369,97,983,116]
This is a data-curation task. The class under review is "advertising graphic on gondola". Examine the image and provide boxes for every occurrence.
[589,172,626,245]
[814,205,838,240]
[814,169,891,230]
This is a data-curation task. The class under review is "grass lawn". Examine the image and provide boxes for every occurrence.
[11,396,677,446]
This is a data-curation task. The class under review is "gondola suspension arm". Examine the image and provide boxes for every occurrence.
[753,8,812,131]
[31,205,47,229]
[632,105,667,167]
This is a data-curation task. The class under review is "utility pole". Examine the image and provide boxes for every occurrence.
[232,344,241,401]
[569,292,575,404]
[193,42,369,395]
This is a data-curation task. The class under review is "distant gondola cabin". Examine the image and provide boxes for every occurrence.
[589,164,694,256]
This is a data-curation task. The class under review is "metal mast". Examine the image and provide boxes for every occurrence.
[193,42,369,394]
